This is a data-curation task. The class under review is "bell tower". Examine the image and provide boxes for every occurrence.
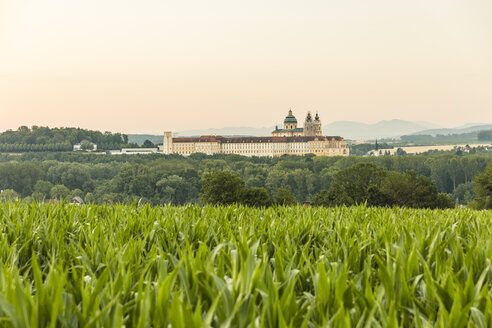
[163,131,173,154]
[304,111,316,136]
[314,112,322,136]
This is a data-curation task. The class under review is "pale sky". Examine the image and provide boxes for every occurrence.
[1,0,491,134]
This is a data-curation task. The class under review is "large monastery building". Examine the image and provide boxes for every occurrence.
[162,110,349,157]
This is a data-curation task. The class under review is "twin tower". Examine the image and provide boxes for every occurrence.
[272,109,322,137]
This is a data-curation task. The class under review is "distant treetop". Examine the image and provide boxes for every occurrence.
[0,126,128,152]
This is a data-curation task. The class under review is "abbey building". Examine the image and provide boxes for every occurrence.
[162,110,349,157]
[272,109,322,137]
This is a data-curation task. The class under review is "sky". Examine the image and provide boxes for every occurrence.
[1,0,491,134]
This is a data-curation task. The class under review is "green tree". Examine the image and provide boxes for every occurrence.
[156,175,188,204]
[240,187,271,207]
[85,192,95,203]
[380,171,454,209]
[327,163,388,206]
[200,171,245,205]
[50,184,70,200]
[114,164,154,199]
[273,188,297,206]
[0,162,43,196]
[34,180,53,197]
[396,148,407,156]
[311,190,332,207]
[31,191,46,202]
[81,143,94,151]
[0,189,19,202]
[142,139,155,148]
[312,165,453,209]
[70,188,85,199]
[477,130,492,141]
[472,163,492,209]
[452,181,475,205]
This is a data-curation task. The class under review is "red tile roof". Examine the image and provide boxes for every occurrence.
[173,136,344,143]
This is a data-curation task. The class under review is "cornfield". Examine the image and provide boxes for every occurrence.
[0,202,491,327]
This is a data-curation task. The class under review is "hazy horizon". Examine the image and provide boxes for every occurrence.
[2,117,490,137]
[1,0,491,134]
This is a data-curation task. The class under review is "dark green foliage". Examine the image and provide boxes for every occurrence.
[396,147,407,155]
[200,171,245,205]
[0,126,127,152]
[80,142,94,151]
[114,164,155,198]
[0,189,19,202]
[400,134,434,142]
[50,184,70,200]
[327,163,388,206]
[400,131,482,144]
[472,162,492,209]
[33,180,53,197]
[142,139,155,148]
[452,181,476,205]
[349,142,393,156]
[0,162,43,196]
[47,163,92,191]
[380,170,454,209]
[0,151,490,206]
[240,187,271,207]
[311,190,331,206]
[313,164,454,209]
[200,172,273,207]
[273,188,297,205]
[477,130,492,141]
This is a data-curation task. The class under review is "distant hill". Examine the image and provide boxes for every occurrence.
[174,120,440,140]
[128,121,492,144]
[127,128,275,145]
[410,124,492,136]
[322,120,440,140]
[127,134,163,145]
[452,123,492,129]
[177,126,275,137]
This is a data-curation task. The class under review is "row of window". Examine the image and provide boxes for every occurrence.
[173,142,346,154]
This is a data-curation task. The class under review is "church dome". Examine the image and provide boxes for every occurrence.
[284,109,297,123]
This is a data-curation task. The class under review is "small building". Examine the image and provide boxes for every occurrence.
[109,148,159,155]
[70,196,84,204]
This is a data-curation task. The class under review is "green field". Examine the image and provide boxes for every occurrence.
[0,203,491,327]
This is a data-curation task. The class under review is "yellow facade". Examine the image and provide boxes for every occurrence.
[164,136,348,157]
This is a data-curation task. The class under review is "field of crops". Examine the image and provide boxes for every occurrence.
[0,203,491,327]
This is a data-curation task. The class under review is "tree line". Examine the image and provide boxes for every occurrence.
[0,126,129,152]
[198,165,455,209]
[478,130,492,141]
[0,152,491,208]
[399,129,492,144]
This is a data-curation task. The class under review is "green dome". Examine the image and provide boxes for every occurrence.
[284,110,297,123]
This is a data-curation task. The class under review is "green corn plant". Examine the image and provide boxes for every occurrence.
[0,202,491,327]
